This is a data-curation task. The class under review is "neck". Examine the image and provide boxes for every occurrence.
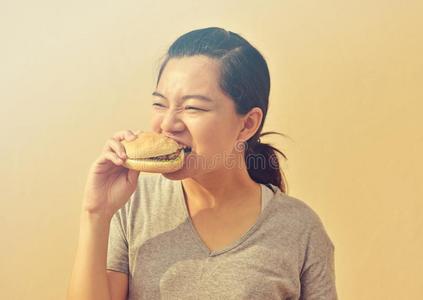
[181,163,260,211]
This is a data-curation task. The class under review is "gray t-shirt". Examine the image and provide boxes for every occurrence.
[107,173,338,299]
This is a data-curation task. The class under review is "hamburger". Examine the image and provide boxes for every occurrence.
[121,131,191,173]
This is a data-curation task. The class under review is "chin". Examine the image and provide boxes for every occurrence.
[161,170,190,181]
[161,151,221,181]
[160,161,194,180]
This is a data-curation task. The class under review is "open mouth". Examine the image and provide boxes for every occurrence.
[181,146,192,153]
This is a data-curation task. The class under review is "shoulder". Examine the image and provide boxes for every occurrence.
[271,190,324,227]
[268,189,335,249]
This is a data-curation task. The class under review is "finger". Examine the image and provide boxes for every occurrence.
[93,151,121,167]
[105,139,127,160]
[134,129,143,136]
[104,151,124,166]
[112,129,141,142]
[102,130,142,154]
[123,130,140,142]
[127,169,140,185]
[112,130,131,142]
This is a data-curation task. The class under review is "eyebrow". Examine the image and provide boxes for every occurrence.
[152,91,214,102]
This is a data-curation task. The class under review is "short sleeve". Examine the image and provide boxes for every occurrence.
[299,217,338,300]
[106,206,129,274]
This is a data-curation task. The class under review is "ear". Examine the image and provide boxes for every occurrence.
[236,107,263,142]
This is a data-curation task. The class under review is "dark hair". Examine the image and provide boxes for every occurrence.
[155,27,289,194]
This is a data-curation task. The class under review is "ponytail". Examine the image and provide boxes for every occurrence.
[245,131,289,194]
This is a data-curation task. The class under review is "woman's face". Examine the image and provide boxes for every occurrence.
[150,55,250,180]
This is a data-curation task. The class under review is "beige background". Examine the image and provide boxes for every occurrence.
[1,0,422,299]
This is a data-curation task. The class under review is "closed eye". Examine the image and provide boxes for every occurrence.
[184,106,207,111]
[152,103,207,111]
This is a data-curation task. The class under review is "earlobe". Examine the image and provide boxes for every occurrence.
[238,107,263,141]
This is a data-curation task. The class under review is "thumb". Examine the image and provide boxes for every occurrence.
[127,169,141,186]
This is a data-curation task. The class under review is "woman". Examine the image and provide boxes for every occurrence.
[67,27,338,300]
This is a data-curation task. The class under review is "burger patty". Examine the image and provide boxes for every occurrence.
[130,149,182,161]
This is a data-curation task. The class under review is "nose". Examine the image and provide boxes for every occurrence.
[160,107,185,133]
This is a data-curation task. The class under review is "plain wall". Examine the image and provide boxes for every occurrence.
[1,0,422,299]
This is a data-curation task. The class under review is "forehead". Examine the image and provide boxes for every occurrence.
[157,56,221,96]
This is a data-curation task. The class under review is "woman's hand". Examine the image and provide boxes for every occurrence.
[82,129,142,219]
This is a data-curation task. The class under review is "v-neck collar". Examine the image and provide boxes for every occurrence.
[177,180,276,257]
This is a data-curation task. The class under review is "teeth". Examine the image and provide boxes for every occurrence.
[176,143,192,152]
[183,146,192,153]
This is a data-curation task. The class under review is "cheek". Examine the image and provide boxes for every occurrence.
[193,118,238,155]
[150,112,238,154]
[150,115,162,132]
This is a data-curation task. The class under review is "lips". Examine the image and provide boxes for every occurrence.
[179,144,192,153]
